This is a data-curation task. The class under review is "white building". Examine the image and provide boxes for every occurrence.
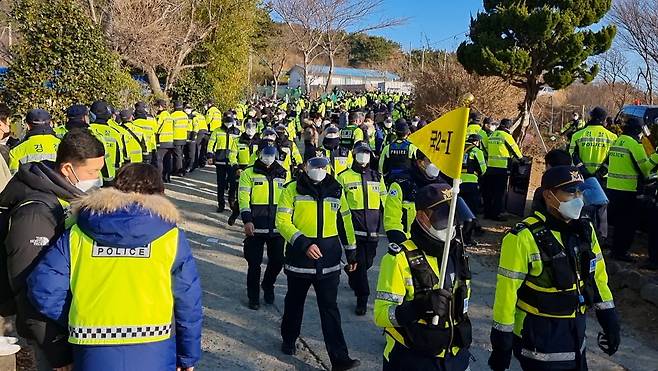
[287,64,400,91]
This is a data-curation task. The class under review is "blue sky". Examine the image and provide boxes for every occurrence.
[364,1,484,51]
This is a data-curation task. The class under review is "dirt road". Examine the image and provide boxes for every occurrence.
[168,168,658,371]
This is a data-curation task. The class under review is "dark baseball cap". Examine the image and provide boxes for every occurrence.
[90,101,112,119]
[119,109,134,122]
[66,104,88,119]
[26,109,51,125]
[415,183,453,210]
[541,165,584,192]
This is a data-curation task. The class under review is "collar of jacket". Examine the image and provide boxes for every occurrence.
[253,160,286,178]
[73,187,180,224]
[296,172,341,200]
[25,125,55,139]
[92,118,109,125]
[239,133,255,144]
[14,161,83,201]
[66,120,89,130]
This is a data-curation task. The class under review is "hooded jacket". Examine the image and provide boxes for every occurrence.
[0,161,81,367]
[27,188,202,371]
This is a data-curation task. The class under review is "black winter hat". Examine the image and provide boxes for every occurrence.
[589,107,607,125]
[26,109,51,125]
[90,101,111,119]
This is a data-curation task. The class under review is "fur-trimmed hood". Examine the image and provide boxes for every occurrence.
[73,188,180,248]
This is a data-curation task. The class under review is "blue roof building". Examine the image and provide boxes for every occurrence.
[288,64,400,91]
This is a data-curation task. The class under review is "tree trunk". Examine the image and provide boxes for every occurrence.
[511,81,539,143]
[324,52,335,93]
[146,67,163,96]
[303,52,311,94]
[273,78,279,99]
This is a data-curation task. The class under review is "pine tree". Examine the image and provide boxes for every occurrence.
[457,0,616,138]
[2,0,138,121]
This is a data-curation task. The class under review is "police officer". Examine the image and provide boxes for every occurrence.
[489,165,620,371]
[561,111,586,142]
[483,118,523,221]
[133,107,157,165]
[379,119,418,186]
[207,112,239,212]
[276,156,360,371]
[466,111,489,154]
[569,107,617,178]
[171,101,191,176]
[116,109,146,164]
[205,100,223,133]
[374,183,472,371]
[569,107,617,241]
[9,109,60,173]
[336,142,386,315]
[55,105,90,138]
[384,150,444,244]
[154,99,175,182]
[461,134,487,246]
[228,120,261,226]
[238,143,288,309]
[89,101,125,184]
[110,109,143,165]
[275,123,303,175]
[320,126,353,177]
[340,111,365,150]
[374,116,395,157]
[192,106,209,169]
[607,117,658,262]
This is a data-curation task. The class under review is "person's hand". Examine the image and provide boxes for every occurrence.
[244,222,255,237]
[596,308,620,356]
[412,289,452,319]
[346,262,357,272]
[54,364,73,371]
[488,349,512,371]
[306,244,322,260]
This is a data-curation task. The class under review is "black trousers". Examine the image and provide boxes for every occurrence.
[648,206,658,265]
[173,143,185,175]
[347,238,378,298]
[155,147,175,181]
[228,166,239,207]
[244,234,285,303]
[483,168,508,218]
[609,189,638,257]
[460,182,481,214]
[281,273,350,365]
[383,342,470,371]
[184,140,197,172]
[215,163,232,209]
[197,132,209,167]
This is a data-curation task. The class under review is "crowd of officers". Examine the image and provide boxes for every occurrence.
[0,92,629,371]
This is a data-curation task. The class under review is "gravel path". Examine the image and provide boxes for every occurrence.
[168,168,658,371]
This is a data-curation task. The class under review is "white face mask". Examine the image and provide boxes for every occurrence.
[553,193,584,220]
[307,168,327,182]
[424,163,440,178]
[411,120,419,127]
[225,121,234,128]
[68,166,102,192]
[384,121,393,129]
[76,178,103,192]
[260,154,276,167]
[355,152,370,165]
[427,226,456,242]
[246,128,257,137]
[184,109,193,115]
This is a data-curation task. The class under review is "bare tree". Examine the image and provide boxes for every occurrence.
[83,0,239,95]
[596,47,637,109]
[609,0,658,104]
[270,0,329,93]
[319,0,404,92]
[254,26,290,97]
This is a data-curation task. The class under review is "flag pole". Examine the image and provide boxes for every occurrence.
[432,176,461,325]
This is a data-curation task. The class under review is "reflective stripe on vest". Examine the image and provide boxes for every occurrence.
[68,225,178,345]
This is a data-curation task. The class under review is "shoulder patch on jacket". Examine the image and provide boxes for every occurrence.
[510,222,528,235]
[388,242,402,255]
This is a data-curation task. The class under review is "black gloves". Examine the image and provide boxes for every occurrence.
[596,308,620,356]
[488,327,513,371]
[394,289,452,326]
[412,289,452,321]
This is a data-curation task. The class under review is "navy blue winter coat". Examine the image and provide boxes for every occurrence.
[27,188,202,371]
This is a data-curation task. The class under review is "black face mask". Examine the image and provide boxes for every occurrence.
[410,220,445,257]
[323,138,339,149]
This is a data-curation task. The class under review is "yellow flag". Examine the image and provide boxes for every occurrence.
[408,107,469,179]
